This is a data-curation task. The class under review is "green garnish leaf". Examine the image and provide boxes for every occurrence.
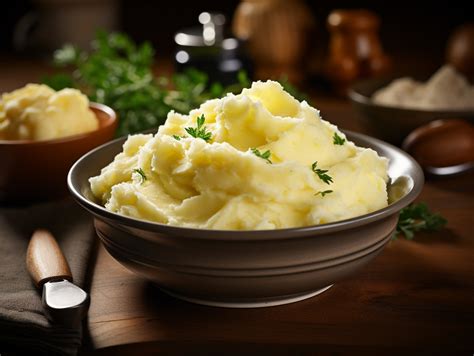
[133,168,147,183]
[333,132,346,145]
[277,74,307,101]
[393,202,447,240]
[251,148,272,164]
[184,114,212,142]
[237,70,251,87]
[315,190,333,197]
[312,161,333,184]
[173,135,182,141]
[53,44,81,66]
[41,73,76,91]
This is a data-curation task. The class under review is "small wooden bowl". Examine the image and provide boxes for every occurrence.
[0,103,117,204]
[402,119,474,176]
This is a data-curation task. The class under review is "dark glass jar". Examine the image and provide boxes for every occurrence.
[174,12,252,85]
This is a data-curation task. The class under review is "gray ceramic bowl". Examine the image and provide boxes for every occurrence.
[68,131,423,308]
[349,78,474,145]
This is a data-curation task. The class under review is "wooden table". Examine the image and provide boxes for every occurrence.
[84,98,474,355]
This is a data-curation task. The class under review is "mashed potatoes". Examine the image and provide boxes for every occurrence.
[90,81,389,230]
[373,65,474,110]
[0,84,98,140]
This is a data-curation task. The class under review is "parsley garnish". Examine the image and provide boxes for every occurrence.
[184,114,212,142]
[333,132,346,145]
[133,168,147,183]
[173,135,182,141]
[251,148,272,164]
[315,190,333,197]
[311,161,333,184]
[393,202,447,240]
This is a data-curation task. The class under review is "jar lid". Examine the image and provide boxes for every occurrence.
[175,12,229,47]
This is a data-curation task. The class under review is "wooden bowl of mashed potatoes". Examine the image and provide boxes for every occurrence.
[0,84,117,203]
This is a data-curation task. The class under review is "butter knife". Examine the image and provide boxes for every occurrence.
[26,229,90,327]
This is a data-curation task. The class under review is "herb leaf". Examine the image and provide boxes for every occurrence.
[333,132,346,145]
[184,114,212,141]
[251,148,272,164]
[315,190,333,197]
[133,168,147,183]
[172,135,182,141]
[312,161,333,184]
[277,74,307,101]
[393,202,447,240]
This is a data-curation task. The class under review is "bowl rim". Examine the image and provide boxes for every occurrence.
[68,129,424,240]
[0,102,117,146]
[348,77,474,115]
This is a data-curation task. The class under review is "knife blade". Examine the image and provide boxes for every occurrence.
[26,229,90,327]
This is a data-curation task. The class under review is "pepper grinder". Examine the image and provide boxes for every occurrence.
[325,9,391,95]
[232,0,315,83]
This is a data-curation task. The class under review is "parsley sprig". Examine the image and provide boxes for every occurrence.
[315,190,333,197]
[183,114,212,142]
[251,148,272,164]
[133,168,147,184]
[312,161,333,184]
[333,132,346,145]
[393,202,447,239]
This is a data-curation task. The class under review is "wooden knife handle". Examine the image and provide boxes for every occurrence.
[26,229,72,288]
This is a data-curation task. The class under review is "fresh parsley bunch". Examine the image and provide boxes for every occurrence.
[393,202,447,239]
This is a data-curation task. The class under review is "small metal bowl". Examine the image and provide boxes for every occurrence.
[349,78,474,145]
[68,131,423,308]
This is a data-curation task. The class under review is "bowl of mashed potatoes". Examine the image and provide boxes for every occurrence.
[349,65,474,145]
[0,84,117,202]
[69,81,423,307]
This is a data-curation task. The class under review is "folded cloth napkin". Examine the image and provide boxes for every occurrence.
[0,199,96,355]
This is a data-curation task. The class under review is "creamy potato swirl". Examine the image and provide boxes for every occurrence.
[90,81,388,230]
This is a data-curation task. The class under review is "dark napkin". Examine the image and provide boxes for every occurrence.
[0,199,96,355]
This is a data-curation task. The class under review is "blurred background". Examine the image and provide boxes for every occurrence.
[2,0,472,80]
[3,0,473,145]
